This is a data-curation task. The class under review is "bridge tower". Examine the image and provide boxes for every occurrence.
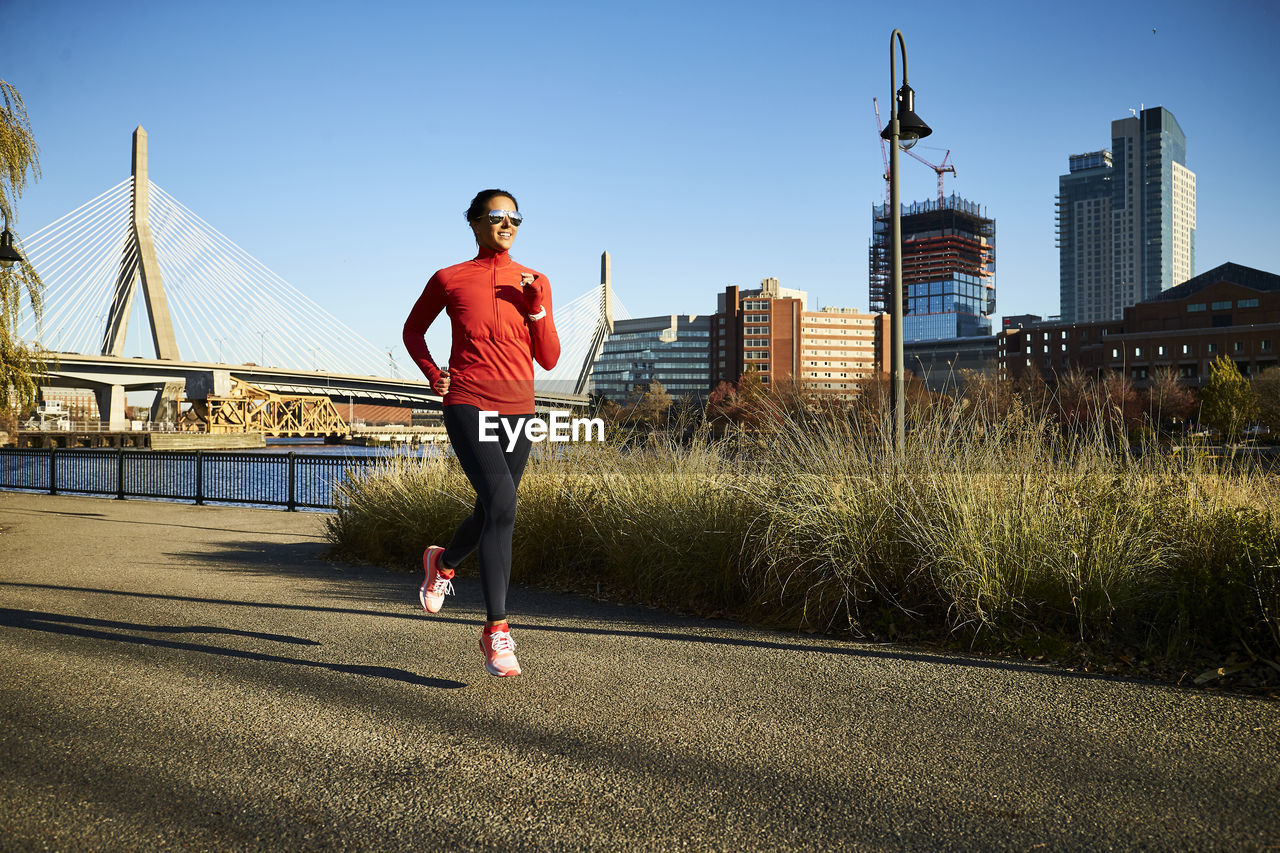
[101,126,180,361]
[572,251,615,396]
[96,127,184,427]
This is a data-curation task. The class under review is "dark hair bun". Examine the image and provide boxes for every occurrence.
[465,189,518,222]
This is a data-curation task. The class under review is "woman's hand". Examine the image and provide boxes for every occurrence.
[521,273,545,316]
[433,368,451,395]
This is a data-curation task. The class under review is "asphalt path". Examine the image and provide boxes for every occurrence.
[1,491,1277,851]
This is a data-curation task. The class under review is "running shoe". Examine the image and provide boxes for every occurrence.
[419,546,454,614]
[480,623,521,677]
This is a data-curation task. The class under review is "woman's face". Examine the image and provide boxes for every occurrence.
[470,195,519,253]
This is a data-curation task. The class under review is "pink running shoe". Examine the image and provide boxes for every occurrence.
[419,546,454,614]
[480,623,521,677]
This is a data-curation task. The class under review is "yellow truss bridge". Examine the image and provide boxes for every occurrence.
[186,377,348,438]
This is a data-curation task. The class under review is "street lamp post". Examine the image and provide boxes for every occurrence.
[881,29,932,453]
[0,214,25,269]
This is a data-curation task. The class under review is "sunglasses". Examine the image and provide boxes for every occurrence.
[476,209,523,227]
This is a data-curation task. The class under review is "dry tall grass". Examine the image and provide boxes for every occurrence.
[326,401,1280,668]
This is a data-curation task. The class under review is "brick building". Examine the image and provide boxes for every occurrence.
[1002,262,1278,387]
[37,387,100,422]
[711,278,806,388]
[712,278,888,397]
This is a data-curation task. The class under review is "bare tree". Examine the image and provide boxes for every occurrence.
[1143,366,1196,434]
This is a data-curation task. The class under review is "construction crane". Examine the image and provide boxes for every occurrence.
[873,97,891,205]
[873,97,956,204]
[909,147,956,204]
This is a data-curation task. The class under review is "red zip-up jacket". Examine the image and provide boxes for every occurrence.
[402,247,560,415]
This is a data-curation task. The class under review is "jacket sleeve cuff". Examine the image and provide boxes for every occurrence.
[527,306,546,321]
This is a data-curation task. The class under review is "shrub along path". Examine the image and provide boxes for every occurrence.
[1,491,1277,851]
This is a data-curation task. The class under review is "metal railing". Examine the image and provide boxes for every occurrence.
[0,447,384,510]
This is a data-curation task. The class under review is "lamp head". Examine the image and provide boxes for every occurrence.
[891,83,931,150]
[0,227,23,269]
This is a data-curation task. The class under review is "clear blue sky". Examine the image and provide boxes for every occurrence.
[6,0,1279,366]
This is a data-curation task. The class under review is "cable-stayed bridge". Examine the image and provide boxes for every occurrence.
[16,128,628,431]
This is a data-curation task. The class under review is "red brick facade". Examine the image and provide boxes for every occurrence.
[1002,263,1279,387]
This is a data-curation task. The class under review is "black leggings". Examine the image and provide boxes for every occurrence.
[440,404,533,623]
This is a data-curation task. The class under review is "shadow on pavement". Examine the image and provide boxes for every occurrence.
[0,581,1146,689]
[2,609,320,644]
[159,543,1188,693]
[0,504,327,539]
[171,540,351,578]
[0,606,465,690]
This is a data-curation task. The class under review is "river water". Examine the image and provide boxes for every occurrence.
[0,440,450,510]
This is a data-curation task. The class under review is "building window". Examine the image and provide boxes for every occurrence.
[1187,303,1206,312]
[1212,301,1232,310]
[1207,343,1218,353]
[1182,343,1192,355]
[1233,341,1244,353]
[1238,298,1259,309]
[1134,346,1143,358]
[1179,365,1196,379]
[1111,348,1120,359]
[1263,340,1273,352]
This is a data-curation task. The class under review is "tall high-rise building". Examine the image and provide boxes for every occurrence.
[869,194,996,342]
[1057,150,1115,323]
[1058,106,1196,322]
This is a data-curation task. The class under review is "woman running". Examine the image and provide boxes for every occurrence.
[402,188,560,677]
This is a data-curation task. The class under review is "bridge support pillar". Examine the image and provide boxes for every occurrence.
[95,385,128,431]
[150,380,186,426]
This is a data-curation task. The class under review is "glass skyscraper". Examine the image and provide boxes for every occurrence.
[589,314,711,403]
[1058,106,1196,322]
[1057,150,1115,323]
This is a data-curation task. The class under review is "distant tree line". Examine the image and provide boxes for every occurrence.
[593,356,1280,446]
